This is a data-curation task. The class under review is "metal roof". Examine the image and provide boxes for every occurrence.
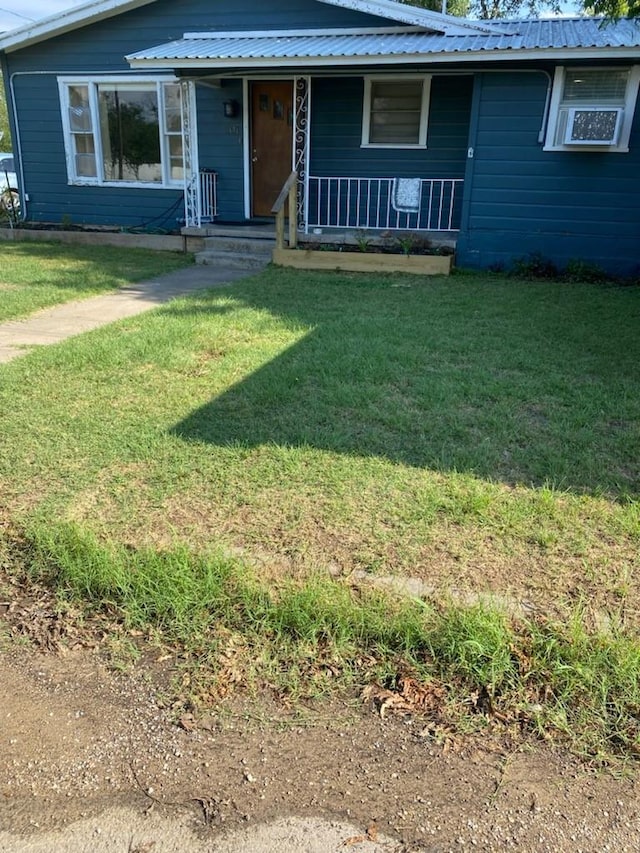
[0,0,494,53]
[126,18,640,68]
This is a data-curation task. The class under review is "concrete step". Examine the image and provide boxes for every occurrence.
[202,236,274,255]
[183,225,276,240]
[195,249,272,269]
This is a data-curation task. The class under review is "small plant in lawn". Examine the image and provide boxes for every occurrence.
[395,233,416,256]
[564,258,609,284]
[354,230,372,253]
[511,252,560,279]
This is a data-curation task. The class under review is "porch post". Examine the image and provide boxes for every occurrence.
[180,80,200,228]
[293,76,311,234]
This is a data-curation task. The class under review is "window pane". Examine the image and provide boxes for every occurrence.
[75,153,97,177]
[369,80,423,145]
[74,134,96,176]
[563,70,628,103]
[68,85,92,132]
[98,86,161,182]
[169,135,184,181]
[164,83,182,132]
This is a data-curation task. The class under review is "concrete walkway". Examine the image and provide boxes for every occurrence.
[0,264,255,364]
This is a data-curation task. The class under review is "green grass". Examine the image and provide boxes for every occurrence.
[1,260,639,759]
[17,521,640,761]
[0,241,193,321]
[1,268,637,615]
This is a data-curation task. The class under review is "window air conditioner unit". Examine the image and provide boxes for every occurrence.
[562,106,623,146]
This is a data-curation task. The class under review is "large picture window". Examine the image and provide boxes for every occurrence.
[362,77,431,148]
[59,77,183,186]
[544,66,640,153]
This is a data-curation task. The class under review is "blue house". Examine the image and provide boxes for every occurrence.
[1,0,639,273]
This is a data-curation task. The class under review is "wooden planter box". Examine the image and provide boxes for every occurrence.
[272,247,452,276]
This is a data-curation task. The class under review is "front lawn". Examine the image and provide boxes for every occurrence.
[0,241,193,322]
[1,265,639,759]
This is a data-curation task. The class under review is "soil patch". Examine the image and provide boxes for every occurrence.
[1,634,639,851]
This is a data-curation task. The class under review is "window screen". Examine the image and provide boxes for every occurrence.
[369,80,423,145]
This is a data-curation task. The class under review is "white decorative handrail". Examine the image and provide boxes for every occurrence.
[184,169,218,228]
[306,176,463,233]
[199,169,217,223]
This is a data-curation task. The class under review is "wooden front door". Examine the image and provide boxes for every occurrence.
[250,81,294,217]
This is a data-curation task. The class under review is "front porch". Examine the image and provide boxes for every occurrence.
[173,67,472,242]
[184,167,464,239]
[182,219,457,272]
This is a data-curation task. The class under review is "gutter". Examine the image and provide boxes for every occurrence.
[126,48,640,70]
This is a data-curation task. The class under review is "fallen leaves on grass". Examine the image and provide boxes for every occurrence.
[12,603,87,654]
[362,675,447,719]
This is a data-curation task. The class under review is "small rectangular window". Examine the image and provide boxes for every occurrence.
[545,66,640,153]
[362,77,430,148]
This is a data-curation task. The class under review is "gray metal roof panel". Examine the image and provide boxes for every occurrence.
[126,19,640,64]
[483,16,640,48]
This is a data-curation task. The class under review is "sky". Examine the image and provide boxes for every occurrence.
[0,0,87,33]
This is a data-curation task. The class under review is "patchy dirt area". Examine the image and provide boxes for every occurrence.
[0,636,639,853]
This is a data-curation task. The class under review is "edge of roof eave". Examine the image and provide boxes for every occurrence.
[316,0,511,35]
[0,0,505,54]
[0,0,154,53]
[126,46,640,69]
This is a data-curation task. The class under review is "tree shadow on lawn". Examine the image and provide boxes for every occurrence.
[170,274,639,499]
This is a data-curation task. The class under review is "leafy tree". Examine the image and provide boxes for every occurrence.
[401,0,471,15]
[586,0,640,15]
[405,0,640,17]
[402,0,566,18]
[472,0,562,15]
[0,75,12,149]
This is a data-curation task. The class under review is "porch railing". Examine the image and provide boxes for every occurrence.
[272,170,298,249]
[306,176,463,233]
[185,169,218,228]
[199,169,218,223]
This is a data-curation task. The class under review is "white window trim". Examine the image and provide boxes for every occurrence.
[58,75,182,188]
[361,75,431,149]
[544,65,640,153]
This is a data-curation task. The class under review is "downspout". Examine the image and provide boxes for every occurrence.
[537,69,553,144]
[3,63,29,221]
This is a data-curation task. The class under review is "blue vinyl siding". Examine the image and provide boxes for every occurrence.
[6,0,389,73]
[310,75,473,180]
[196,80,246,222]
[308,75,472,230]
[4,0,389,227]
[456,71,640,275]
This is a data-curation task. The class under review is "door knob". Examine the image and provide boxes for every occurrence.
[252,149,258,163]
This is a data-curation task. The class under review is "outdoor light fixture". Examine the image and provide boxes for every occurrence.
[223,99,239,118]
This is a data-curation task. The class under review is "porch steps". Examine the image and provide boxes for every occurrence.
[194,234,275,270]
